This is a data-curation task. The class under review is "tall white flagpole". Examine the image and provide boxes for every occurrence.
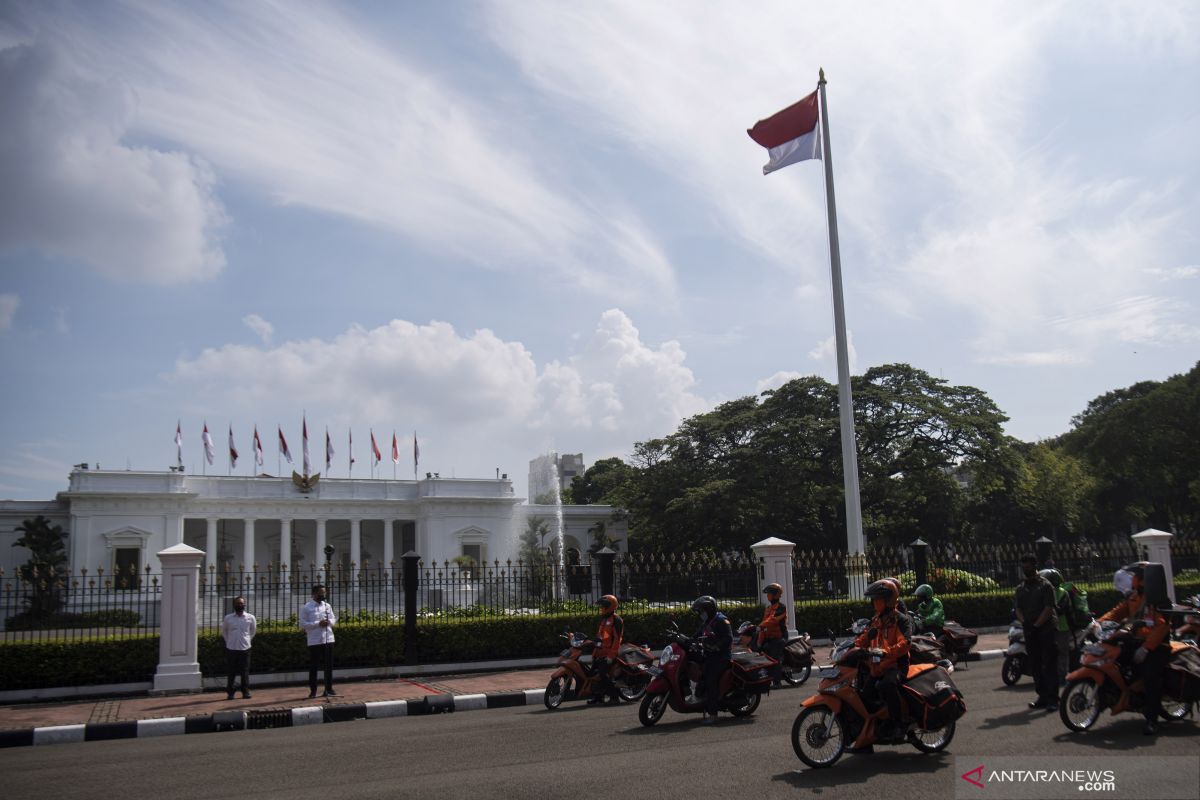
[817,69,866,564]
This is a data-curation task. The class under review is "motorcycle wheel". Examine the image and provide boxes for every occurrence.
[1160,699,1191,721]
[727,691,761,717]
[1060,678,1103,732]
[791,706,845,768]
[909,720,955,753]
[638,692,668,727]
[543,676,567,710]
[619,680,647,702]
[782,664,811,686]
[1001,656,1022,686]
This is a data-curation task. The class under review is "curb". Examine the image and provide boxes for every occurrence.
[0,689,548,749]
[0,649,1009,749]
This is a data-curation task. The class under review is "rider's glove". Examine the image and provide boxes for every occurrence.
[1134,647,1148,665]
[869,648,884,656]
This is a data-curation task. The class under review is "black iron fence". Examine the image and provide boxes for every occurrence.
[0,563,160,643]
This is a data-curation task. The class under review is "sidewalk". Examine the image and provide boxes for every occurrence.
[0,631,1008,746]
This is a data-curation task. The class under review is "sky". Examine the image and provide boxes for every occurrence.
[0,1,1197,502]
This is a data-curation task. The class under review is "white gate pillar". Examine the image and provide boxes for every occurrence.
[1132,528,1176,603]
[152,543,204,694]
[751,537,798,638]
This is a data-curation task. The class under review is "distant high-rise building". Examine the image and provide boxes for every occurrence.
[528,453,584,503]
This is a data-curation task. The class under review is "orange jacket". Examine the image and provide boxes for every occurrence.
[595,613,624,659]
[758,601,788,642]
[1099,595,1168,651]
[856,612,909,676]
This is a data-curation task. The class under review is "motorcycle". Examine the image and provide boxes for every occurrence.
[915,617,978,665]
[637,623,772,726]
[1059,620,1196,732]
[901,613,954,667]
[791,620,965,768]
[734,621,815,686]
[1001,620,1089,687]
[543,631,655,710]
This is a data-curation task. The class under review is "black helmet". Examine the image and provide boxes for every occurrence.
[691,595,717,616]
[864,579,899,606]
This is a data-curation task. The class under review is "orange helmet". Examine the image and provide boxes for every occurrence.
[597,594,618,614]
[763,583,783,598]
[865,579,899,611]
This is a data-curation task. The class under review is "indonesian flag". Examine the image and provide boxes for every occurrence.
[391,432,399,465]
[228,425,239,468]
[278,426,293,464]
[325,428,334,471]
[747,90,821,175]
[349,429,355,466]
[302,416,310,475]
[253,426,264,467]
[202,422,215,465]
[174,421,183,465]
[413,431,419,474]
[370,429,381,466]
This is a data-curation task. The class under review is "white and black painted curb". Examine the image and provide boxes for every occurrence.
[0,649,1007,749]
[0,688,547,749]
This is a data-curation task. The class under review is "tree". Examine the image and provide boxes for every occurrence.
[586,520,621,555]
[12,515,68,618]
[568,457,636,506]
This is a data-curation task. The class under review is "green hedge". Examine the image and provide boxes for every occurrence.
[4,581,1197,691]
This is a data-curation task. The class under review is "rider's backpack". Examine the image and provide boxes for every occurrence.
[902,665,966,731]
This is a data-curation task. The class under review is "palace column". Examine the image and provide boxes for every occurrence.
[350,518,362,591]
[280,518,292,595]
[243,518,256,593]
[205,518,218,587]
[316,518,327,581]
[384,519,396,588]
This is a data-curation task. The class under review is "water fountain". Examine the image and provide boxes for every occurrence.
[538,452,567,601]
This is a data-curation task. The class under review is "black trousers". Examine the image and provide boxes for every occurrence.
[1140,645,1169,723]
[761,637,785,682]
[308,643,334,693]
[225,648,250,694]
[1024,622,1058,704]
[591,657,619,700]
[873,668,903,726]
[701,656,729,715]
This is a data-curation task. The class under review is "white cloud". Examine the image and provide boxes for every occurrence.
[167,309,711,482]
[977,350,1084,367]
[0,293,18,330]
[756,370,805,393]
[1144,266,1199,280]
[6,2,676,303]
[0,39,226,283]
[242,314,273,344]
[808,332,858,372]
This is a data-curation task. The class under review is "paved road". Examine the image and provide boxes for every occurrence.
[2,665,1196,800]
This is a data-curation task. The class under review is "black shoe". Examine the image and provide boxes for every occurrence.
[307,690,318,699]
[226,693,235,701]
[242,692,252,699]
[323,689,337,697]
[1143,720,1158,736]
[587,696,605,705]
[1028,699,1049,709]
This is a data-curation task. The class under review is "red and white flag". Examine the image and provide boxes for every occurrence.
[202,422,215,465]
[391,432,399,465]
[747,90,821,175]
[174,421,183,465]
[370,429,381,466]
[278,426,292,464]
[302,416,310,475]
[325,428,334,471]
[228,425,239,469]
[253,426,264,467]
[349,429,355,469]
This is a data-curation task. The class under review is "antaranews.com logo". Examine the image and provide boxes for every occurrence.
[954,756,1197,800]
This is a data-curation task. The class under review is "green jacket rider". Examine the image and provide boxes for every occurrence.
[914,584,944,630]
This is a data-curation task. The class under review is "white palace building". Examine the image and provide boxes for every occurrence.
[0,466,625,578]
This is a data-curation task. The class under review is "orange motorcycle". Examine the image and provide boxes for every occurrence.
[1059,620,1196,732]
[791,620,965,768]
[543,631,654,709]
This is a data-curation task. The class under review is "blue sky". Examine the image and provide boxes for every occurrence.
[0,1,1197,501]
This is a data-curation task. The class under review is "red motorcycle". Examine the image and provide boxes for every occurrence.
[638,624,773,726]
[543,631,655,710]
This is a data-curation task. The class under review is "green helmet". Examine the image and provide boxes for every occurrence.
[915,584,934,600]
[1038,568,1063,587]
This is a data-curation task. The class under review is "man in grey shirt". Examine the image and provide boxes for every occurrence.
[1014,554,1058,711]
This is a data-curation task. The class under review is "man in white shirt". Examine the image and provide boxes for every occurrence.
[300,584,337,698]
[221,596,256,700]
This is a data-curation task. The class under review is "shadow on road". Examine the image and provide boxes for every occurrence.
[615,716,759,736]
[1051,720,1198,751]
[975,707,1048,730]
[773,751,951,790]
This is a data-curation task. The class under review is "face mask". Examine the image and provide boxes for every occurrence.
[1022,565,1037,578]
[699,612,709,623]
[234,605,246,613]
[872,599,886,614]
